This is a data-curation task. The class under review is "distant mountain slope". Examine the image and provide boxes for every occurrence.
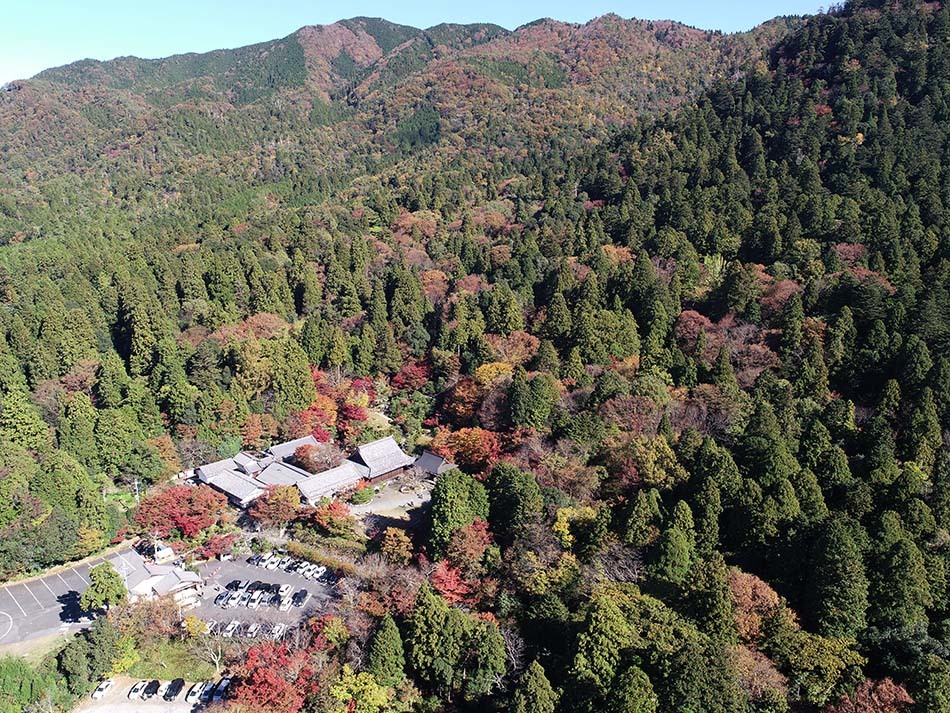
[0,14,800,243]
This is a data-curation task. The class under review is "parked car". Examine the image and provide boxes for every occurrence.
[279,595,293,612]
[271,623,287,640]
[237,579,251,591]
[200,680,215,702]
[185,682,207,704]
[249,590,265,609]
[278,556,293,569]
[156,681,170,699]
[246,622,262,638]
[223,620,241,638]
[143,680,160,700]
[265,556,281,571]
[91,679,113,700]
[257,552,273,568]
[128,680,148,699]
[212,677,232,702]
[247,553,262,566]
[278,583,293,598]
[214,591,231,607]
[249,580,264,591]
[313,565,327,578]
[269,592,282,608]
[225,579,241,591]
[293,589,311,608]
[238,591,252,607]
[164,678,185,701]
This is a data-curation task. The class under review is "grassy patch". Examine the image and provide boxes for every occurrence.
[126,639,217,681]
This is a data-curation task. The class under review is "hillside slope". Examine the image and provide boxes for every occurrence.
[2,2,950,713]
[0,14,797,242]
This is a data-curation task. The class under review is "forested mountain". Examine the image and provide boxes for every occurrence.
[0,14,794,242]
[1,1,950,712]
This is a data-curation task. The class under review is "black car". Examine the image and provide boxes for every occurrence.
[248,553,262,566]
[249,580,264,592]
[225,579,241,591]
[267,583,281,594]
[292,589,309,606]
[143,680,160,700]
[164,678,185,701]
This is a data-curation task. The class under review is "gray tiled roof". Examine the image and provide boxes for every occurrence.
[204,471,265,506]
[267,435,321,461]
[256,461,311,487]
[415,450,456,475]
[349,436,414,479]
[296,461,369,504]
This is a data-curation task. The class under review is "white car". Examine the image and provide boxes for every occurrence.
[270,623,287,640]
[249,590,264,609]
[212,677,232,702]
[302,563,319,579]
[91,679,113,700]
[246,622,262,638]
[265,556,281,571]
[223,620,241,638]
[313,565,327,578]
[279,595,293,612]
[185,682,206,704]
[278,583,293,598]
[128,680,148,699]
[157,681,170,699]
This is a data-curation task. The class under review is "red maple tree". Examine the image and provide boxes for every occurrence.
[134,485,228,539]
[230,641,312,713]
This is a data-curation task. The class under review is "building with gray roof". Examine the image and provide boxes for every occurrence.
[348,436,415,480]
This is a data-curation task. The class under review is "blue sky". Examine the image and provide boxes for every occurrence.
[1,0,825,84]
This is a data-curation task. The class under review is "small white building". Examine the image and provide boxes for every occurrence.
[129,564,203,609]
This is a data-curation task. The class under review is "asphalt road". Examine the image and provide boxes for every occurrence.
[0,548,146,646]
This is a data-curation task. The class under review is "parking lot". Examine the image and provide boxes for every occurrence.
[73,675,210,712]
[0,548,146,646]
[192,555,333,633]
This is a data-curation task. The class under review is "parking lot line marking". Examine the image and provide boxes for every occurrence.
[2,588,26,617]
[39,577,56,598]
[73,569,90,586]
[55,572,71,590]
[21,583,42,607]
[0,611,12,642]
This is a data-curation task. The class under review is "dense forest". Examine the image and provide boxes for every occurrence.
[1,0,950,711]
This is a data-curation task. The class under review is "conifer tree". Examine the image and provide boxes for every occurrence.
[367,614,406,688]
[805,519,868,638]
[512,660,558,713]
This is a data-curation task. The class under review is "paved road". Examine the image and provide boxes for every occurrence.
[0,548,146,646]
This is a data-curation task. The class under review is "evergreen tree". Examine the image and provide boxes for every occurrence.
[805,518,868,638]
[366,614,406,688]
[512,660,558,713]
